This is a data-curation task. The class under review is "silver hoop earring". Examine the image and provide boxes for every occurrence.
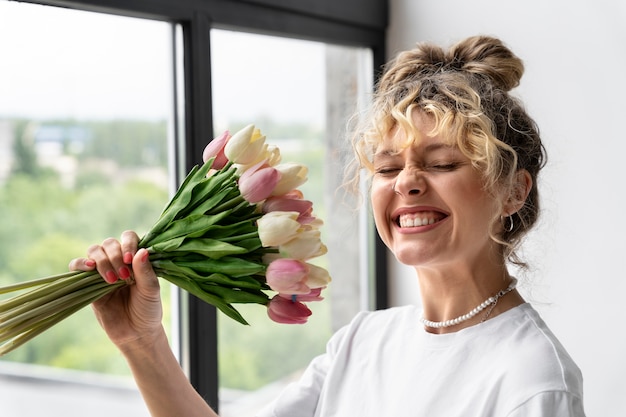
[502,215,514,232]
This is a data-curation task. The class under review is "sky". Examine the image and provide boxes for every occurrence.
[0,0,326,125]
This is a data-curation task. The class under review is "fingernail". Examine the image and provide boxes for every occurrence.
[119,266,131,280]
[85,260,96,268]
[123,252,133,264]
[140,250,149,263]
[105,270,118,283]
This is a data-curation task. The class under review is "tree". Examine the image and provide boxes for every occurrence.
[11,129,40,177]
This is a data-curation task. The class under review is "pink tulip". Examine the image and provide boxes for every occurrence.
[202,130,230,169]
[267,295,312,324]
[279,287,324,302]
[263,190,318,225]
[266,258,310,294]
[262,194,313,221]
[238,161,281,203]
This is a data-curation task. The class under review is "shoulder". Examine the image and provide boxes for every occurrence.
[345,305,419,333]
[326,305,419,352]
[489,304,584,400]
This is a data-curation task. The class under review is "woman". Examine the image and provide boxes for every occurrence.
[71,35,585,416]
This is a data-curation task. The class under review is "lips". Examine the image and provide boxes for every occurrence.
[395,210,447,228]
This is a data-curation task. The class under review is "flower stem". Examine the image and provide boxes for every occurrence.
[0,271,88,295]
[0,284,115,355]
[0,277,119,334]
[0,271,98,312]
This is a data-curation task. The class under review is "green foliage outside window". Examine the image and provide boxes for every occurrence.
[0,118,171,374]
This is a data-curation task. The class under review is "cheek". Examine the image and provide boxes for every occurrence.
[370,179,390,216]
[370,179,394,239]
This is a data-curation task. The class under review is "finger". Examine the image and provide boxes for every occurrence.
[68,257,96,271]
[120,230,140,264]
[101,237,133,282]
[88,242,121,284]
[131,248,160,293]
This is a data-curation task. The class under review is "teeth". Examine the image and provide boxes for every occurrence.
[398,213,441,228]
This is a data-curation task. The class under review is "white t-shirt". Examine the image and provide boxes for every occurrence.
[256,303,585,417]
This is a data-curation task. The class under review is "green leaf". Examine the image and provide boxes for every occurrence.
[195,220,258,240]
[153,266,264,291]
[153,238,249,259]
[158,164,200,217]
[172,256,265,277]
[183,166,239,216]
[228,237,263,252]
[159,273,249,325]
[142,211,231,247]
[152,260,207,281]
[140,164,205,244]
[203,284,269,304]
[188,186,239,217]
[153,255,264,278]
[196,273,264,290]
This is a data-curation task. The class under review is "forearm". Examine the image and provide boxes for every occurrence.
[120,327,219,417]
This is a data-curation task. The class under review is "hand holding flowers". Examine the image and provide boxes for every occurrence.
[0,124,331,355]
[81,235,165,349]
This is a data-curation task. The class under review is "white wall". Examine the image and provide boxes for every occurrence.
[386,1,626,415]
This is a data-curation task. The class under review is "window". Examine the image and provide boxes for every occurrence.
[210,29,374,415]
[0,0,387,414]
[0,3,175,415]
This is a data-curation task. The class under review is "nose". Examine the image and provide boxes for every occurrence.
[392,167,425,196]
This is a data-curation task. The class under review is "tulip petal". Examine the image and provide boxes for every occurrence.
[262,196,313,216]
[257,211,301,247]
[279,288,324,302]
[239,163,281,203]
[225,124,267,165]
[266,259,310,294]
[305,263,331,288]
[271,163,308,196]
[203,130,230,169]
[267,295,312,324]
[279,229,327,260]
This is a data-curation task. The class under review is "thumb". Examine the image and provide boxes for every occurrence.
[132,248,160,293]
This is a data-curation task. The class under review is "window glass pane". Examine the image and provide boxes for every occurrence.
[210,29,373,416]
[0,2,175,416]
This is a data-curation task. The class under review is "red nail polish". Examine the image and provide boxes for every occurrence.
[123,252,133,264]
[105,270,118,283]
[140,251,149,263]
[85,260,96,268]
[119,266,131,280]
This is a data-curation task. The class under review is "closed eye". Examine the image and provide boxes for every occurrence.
[374,167,402,176]
[428,162,463,171]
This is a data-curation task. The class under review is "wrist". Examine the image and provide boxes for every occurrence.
[117,325,170,359]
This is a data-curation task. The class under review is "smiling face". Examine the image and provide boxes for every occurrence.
[371,112,505,269]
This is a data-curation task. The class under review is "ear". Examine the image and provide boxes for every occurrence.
[503,169,532,216]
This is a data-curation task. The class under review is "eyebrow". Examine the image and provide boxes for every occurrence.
[374,143,456,158]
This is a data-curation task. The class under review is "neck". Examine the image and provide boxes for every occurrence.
[415,262,524,334]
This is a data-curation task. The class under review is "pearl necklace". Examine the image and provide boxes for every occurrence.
[419,278,518,329]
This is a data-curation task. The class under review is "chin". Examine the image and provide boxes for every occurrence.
[392,248,430,267]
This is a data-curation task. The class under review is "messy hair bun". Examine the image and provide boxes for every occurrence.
[351,35,546,267]
[377,35,524,100]
[448,35,523,92]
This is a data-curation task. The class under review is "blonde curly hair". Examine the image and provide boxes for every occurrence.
[350,35,546,267]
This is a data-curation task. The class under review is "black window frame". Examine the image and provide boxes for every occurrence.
[12,0,389,410]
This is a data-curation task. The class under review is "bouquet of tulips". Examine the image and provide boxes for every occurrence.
[0,124,331,355]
